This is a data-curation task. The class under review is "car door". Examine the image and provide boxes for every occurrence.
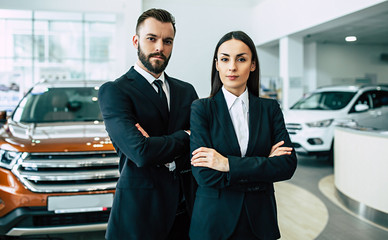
[349,90,388,130]
[369,90,388,130]
[349,91,373,128]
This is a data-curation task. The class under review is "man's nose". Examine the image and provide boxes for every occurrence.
[155,39,164,52]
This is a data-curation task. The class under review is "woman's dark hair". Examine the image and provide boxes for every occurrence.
[210,31,260,97]
[136,8,176,35]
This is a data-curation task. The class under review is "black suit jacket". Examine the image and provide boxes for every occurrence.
[98,67,198,240]
[189,90,297,240]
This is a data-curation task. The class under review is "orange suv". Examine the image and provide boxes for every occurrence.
[0,80,119,236]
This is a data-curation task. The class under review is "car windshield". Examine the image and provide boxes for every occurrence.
[12,87,103,123]
[291,91,356,110]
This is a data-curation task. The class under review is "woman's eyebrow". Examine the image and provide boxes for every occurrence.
[219,53,248,57]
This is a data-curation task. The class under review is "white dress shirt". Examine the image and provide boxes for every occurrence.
[222,86,249,157]
[134,63,170,109]
[133,63,175,171]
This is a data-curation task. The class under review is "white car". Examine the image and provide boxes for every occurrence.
[283,85,388,158]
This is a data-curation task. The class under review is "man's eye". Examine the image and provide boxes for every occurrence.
[164,40,173,45]
[147,37,155,41]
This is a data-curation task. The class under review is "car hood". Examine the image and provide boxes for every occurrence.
[0,121,114,152]
[283,109,345,124]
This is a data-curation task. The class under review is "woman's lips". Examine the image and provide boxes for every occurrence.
[227,75,238,80]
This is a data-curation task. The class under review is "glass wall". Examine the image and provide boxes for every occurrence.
[0,9,116,112]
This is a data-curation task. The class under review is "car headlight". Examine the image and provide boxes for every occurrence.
[0,149,23,170]
[306,119,334,128]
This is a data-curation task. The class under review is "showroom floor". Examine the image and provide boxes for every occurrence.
[5,155,388,240]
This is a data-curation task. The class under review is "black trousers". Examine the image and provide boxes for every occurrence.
[228,205,260,240]
[166,210,190,240]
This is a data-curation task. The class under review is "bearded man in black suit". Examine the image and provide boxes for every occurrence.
[98,8,198,240]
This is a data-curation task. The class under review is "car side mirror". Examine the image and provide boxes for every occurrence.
[355,103,369,112]
[0,111,7,124]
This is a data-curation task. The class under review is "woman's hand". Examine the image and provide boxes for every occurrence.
[269,140,293,157]
[191,147,229,172]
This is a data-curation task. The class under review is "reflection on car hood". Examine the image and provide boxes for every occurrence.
[283,109,345,124]
[1,121,114,152]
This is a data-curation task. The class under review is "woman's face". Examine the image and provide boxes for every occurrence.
[216,39,256,96]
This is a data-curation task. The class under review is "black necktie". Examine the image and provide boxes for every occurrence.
[154,80,169,113]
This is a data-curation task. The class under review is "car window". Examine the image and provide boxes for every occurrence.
[12,87,103,123]
[370,90,388,109]
[291,91,355,110]
[349,92,372,113]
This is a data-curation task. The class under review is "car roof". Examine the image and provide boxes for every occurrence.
[314,84,388,93]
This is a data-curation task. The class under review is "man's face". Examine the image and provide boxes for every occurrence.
[133,18,175,77]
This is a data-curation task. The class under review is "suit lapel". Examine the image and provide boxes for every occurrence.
[246,93,262,156]
[125,67,169,123]
[212,91,241,156]
[166,76,179,132]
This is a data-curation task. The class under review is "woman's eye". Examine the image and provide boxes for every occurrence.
[220,58,228,62]
[237,58,246,62]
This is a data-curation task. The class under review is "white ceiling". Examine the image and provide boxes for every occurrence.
[304,10,388,45]
[302,2,388,45]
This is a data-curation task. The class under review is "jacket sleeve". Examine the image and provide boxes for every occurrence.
[228,100,297,184]
[98,81,189,168]
[190,99,230,188]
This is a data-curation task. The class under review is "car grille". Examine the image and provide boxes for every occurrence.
[33,211,110,226]
[286,123,302,134]
[13,151,119,193]
[292,143,302,148]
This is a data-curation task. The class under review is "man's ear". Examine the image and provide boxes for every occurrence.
[133,35,139,49]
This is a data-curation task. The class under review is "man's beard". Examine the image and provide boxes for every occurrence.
[138,44,171,75]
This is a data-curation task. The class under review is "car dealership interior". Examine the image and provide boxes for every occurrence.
[0,0,387,239]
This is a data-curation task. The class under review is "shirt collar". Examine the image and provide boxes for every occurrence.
[134,62,166,85]
[222,86,249,111]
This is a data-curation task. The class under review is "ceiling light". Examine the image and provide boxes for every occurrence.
[345,36,357,42]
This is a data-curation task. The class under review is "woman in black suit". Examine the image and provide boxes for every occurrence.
[189,31,297,240]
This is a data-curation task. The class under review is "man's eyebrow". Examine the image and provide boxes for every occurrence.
[164,37,174,41]
[145,33,174,41]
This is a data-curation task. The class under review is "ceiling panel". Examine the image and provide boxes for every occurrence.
[304,10,388,45]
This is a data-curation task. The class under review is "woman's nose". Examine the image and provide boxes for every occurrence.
[229,61,237,71]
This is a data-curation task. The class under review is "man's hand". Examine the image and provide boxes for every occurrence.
[135,123,149,138]
[269,141,293,157]
[136,123,177,171]
[191,147,229,172]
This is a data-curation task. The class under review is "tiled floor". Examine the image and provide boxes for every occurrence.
[284,155,388,240]
[9,155,387,240]
[276,156,388,240]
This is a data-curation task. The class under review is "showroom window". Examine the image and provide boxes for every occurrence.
[0,9,116,112]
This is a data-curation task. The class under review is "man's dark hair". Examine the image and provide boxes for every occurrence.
[136,8,176,35]
[210,31,260,97]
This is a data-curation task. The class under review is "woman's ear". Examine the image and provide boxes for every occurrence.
[215,59,219,71]
[250,61,256,72]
